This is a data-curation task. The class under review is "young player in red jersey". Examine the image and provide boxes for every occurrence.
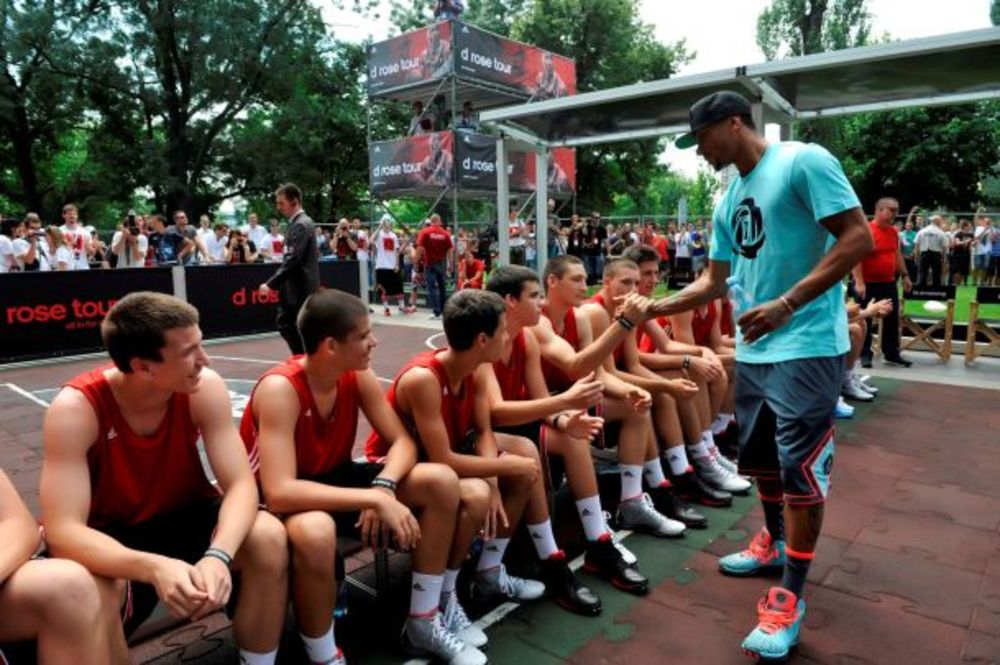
[366,290,556,615]
[40,292,288,665]
[535,255,707,528]
[241,290,484,665]
[582,260,743,507]
[0,469,117,665]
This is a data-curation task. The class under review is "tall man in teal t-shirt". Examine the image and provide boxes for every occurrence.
[649,92,873,661]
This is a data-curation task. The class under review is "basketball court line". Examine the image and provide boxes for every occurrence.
[3,382,51,408]
[208,356,393,383]
[425,332,445,349]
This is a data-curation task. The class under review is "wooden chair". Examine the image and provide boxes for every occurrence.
[899,286,956,361]
[965,286,1000,365]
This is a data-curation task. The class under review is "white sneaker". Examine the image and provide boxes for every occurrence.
[616,493,686,538]
[714,453,740,476]
[835,397,855,419]
[474,564,545,602]
[441,591,488,648]
[401,613,487,665]
[694,456,752,494]
[858,376,879,394]
[842,375,874,401]
[602,511,637,565]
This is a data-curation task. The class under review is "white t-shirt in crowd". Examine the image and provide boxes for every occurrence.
[373,230,400,270]
[261,233,285,262]
[674,231,691,258]
[509,219,526,247]
[60,224,92,270]
[204,233,228,263]
[17,236,51,270]
[245,224,268,249]
[0,235,14,272]
[974,226,991,256]
[52,245,74,270]
[111,231,149,268]
[916,224,949,253]
[354,229,369,261]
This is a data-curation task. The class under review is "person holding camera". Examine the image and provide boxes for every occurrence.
[225,229,259,264]
[333,219,357,260]
[111,211,149,269]
[12,214,48,271]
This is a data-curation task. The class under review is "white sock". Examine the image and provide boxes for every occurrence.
[300,628,336,663]
[643,458,667,487]
[239,649,278,665]
[665,446,690,475]
[574,495,607,541]
[527,520,559,560]
[620,464,644,500]
[702,430,719,456]
[687,438,711,460]
[409,572,444,616]
[476,537,510,571]
[442,568,460,597]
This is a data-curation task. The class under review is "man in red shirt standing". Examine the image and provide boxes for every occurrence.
[417,214,454,319]
[852,197,912,368]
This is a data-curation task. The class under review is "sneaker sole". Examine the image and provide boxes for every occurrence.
[617,520,686,539]
[581,562,650,595]
[741,641,797,662]
[676,491,732,508]
[718,562,785,578]
[549,592,603,616]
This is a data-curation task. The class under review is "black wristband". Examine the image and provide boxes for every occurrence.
[371,477,398,493]
[616,315,635,331]
[682,354,691,370]
[203,547,233,569]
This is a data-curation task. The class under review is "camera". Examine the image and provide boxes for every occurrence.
[126,210,139,234]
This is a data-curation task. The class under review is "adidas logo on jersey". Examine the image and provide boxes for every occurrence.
[107,427,118,440]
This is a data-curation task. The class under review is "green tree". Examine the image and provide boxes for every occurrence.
[756,0,872,60]
[992,0,1000,26]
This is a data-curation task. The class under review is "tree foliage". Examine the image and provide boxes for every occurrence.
[992,0,1000,26]
[756,0,872,60]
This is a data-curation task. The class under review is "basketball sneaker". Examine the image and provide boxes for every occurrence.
[440,591,488,648]
[401,612,487,665]
[718,528,786,577]
[740,587,805,662]
[474,564,545,602]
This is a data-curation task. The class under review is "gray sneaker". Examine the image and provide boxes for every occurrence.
[842,375,874,402]
[441,591,488,648]
[401,613,487,665]
[714,453,740,476]
[694,456,752,494]
[616,493,686,537]
[474,564,545,602]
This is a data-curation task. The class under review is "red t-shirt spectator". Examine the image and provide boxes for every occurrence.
[861,221,898,283]
[458,257,485,289]
[653,234,669,261]
[417,224,453,264]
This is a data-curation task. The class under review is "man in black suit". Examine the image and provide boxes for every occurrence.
[259,183,319,354]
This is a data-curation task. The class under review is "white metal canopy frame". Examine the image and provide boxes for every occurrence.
[481,27,1000,276]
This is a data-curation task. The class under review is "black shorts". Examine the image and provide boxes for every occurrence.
[375,268,403,297]
[0,640,36,664]
[306,462,385,536]
[97,500,241,636]
[735,356,844,506]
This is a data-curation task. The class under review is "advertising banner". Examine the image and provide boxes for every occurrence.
[454,22,577,100]
[188,262,362,340]
[508,147,576,194]
[0,268,174,362]
[906,285,956,301]
[370,131,456,194]
[367,21,453,94]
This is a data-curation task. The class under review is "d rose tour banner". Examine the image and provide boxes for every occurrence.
[371,131,575,195]
[367,21,576,100]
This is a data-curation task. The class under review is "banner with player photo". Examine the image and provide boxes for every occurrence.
[367,21,453,95]
[454,22,577,100]
[370,131,456,195]
[507,147,577,194]
[436,131,577,194]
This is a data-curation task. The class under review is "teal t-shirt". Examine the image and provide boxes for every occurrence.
[709,142,859,364]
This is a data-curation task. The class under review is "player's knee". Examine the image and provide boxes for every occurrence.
[416,463,461,510]
[286,511,336,575]
[507,435,540,462]
[36,560,102,627]
[243,512,289,576]
[460,479,491,523]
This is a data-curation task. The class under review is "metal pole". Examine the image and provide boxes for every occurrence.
[451,75,459,295]
[496,136,510,266]
[534,149,548,277]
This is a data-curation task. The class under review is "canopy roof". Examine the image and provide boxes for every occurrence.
[480,27,1000,147]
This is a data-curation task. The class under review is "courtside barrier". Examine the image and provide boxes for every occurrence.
[0,261,362,363]
[964,286,1000,365]
[899,285,956,361]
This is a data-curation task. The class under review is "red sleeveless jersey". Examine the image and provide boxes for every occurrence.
[719,297,735,337]
[638,316,672,353]
[240,357,359,479]
[691,301,717,347]
[364,349,475,460]
[65,367,217,528]
[588,292,633,368]
[540,307,579,392]
[492,330,529,401]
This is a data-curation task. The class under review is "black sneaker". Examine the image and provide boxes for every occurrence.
[539,551,602,616]
[671,470,733,508]
[648,482,709,529]
[860,357,873,369]
[884,355,912,367]
[583,534,649,595]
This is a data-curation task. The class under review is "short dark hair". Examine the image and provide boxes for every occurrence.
[443,290,506,351]
[603,257,639,280]
[542,255,584,284]
[276,183,302,204]
[150,214,167,228]
[297,289,369,355]
[486,265,539,300]
[623,245,659,266]
[102,292,199,373]
[1,217,20,237]
[738,114,756,131]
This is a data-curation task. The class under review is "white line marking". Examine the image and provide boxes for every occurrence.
[3,383,51,408]
[425,332,445,350]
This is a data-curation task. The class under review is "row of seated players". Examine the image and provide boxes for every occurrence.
[0,249,746,665]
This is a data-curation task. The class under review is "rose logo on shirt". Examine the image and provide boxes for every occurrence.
[732,197,765,259]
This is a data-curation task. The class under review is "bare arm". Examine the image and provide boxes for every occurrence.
[0,470,40,582]
[532,299,642,381]
[648,262,730,317]
[357,369,418,482]
[190,370,259,558]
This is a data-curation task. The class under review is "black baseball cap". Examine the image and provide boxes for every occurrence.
[675,91,753,149]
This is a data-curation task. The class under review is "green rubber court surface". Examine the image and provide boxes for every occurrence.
[2,324,998,663]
